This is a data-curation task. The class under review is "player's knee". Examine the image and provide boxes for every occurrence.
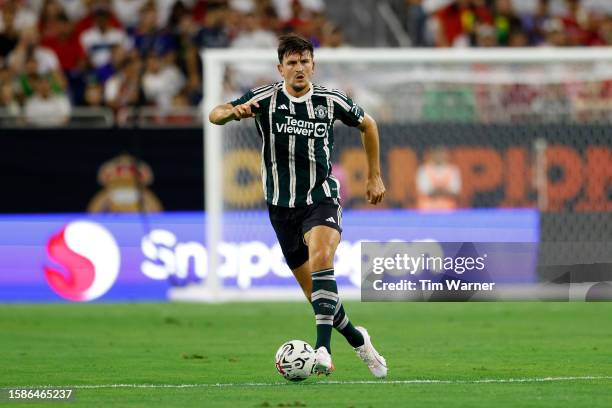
[309,247,335,270]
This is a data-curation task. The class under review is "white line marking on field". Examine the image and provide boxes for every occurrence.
[5,376,612,389]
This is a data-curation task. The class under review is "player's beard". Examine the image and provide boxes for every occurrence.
[290,79,309,93]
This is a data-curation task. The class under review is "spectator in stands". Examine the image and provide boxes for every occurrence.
[104,54,142,111]
[16,54,42,101]
[302,11,328,46]
[167,0,190,32]
[40,12,88,103]
[561,0,590,46]
[492,0,523,46]
[58,0,86,22]
[142,50,185,110]
[38,0,66,40]
[154,0,190,29]
[132,2,177,58]
[8,27,67,90]
[24,74,71,126]
[435,0,493,47]
[0,77,21,119]
[281,0,312,35]
[475,23,498,47]
[231,11,277,48]
[582,1,612,46]
[256,0,282,34]
[229,10,278,89]
[191,0,231,48]
[541,17,569,46]
[597,15,612,45]
[416,146,462,210]
[41,13,86,73]
[112,0,148,29]
[79,2,130,69]
[0,7,20,59]
[158,91,194,124]
[272,0,324,24]
[507,25,530,47]
[171,13,201,103]
[84,80,105,106]
[519,0,549,46]
[190,2,234,100]
[0,0,37,34]
[320,23,346,48]
[405,0,428,47]
[7,0,612,120]
[74,0,123,39]
[95,44,129,84]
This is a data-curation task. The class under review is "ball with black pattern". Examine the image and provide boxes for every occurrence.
[274,340,315,382]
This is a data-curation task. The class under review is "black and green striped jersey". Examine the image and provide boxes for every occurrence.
[230,81,365,208]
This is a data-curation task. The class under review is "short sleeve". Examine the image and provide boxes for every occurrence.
[333,91,365,127]
[230,90,255,107]
[229,89,264,116]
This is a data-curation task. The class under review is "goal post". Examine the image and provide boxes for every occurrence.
[169,47,612,302]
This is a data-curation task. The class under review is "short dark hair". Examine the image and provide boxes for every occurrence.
[277,34,313,64]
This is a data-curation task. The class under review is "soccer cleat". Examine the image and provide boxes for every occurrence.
[354,326,387,378]
[313,347,335,376]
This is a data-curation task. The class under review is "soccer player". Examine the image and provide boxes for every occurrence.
[209,34,387,378]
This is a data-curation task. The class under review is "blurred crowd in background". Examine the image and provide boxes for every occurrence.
[407,0,612,48]
[1,0,612,125]
[0,0,341,124]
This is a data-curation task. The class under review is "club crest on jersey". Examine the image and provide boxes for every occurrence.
[314,105,327,119]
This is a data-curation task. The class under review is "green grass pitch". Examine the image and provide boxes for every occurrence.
[1,302,611,407]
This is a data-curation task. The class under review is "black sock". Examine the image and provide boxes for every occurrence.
[311,268,337,353]
[333,301,365,348]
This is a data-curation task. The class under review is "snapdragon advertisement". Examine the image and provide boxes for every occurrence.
[0,209,538,302]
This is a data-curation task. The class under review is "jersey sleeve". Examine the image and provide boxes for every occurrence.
[229,89,264,115]
[229,90,255,107]
[333,91,365,127]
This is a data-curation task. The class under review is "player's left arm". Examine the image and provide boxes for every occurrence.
[357,113,386,205]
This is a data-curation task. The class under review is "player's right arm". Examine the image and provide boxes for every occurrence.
[208,100,260,125]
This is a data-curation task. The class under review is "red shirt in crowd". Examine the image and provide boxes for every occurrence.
[437,3,493,46]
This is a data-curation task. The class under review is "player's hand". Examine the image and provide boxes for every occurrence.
[232,100,259,120]
[366,175,385,205]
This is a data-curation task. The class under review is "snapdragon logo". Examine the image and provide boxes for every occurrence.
[45,221,120,301]
[140,229,363,288]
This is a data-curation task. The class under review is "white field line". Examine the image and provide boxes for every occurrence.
[5,376,612,389]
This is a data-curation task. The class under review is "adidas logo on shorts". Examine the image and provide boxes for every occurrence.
[326,217,336,224]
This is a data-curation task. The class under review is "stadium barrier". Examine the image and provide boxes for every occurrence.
[2,124,609,212]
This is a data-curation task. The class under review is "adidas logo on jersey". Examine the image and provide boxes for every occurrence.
[326,217,336,224]
[278,104,288,110]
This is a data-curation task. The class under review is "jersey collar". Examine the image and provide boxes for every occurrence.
[282,81,313,103]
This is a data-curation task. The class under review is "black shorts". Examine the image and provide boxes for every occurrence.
[268,198,343,270]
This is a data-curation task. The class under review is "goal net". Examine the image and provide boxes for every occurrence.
[170,48,612,302]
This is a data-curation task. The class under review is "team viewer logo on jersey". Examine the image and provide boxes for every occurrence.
[314,123,327,137]
[276,116,328,138]
[314,105,327,119]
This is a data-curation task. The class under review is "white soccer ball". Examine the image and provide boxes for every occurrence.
[274,340,315,382]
